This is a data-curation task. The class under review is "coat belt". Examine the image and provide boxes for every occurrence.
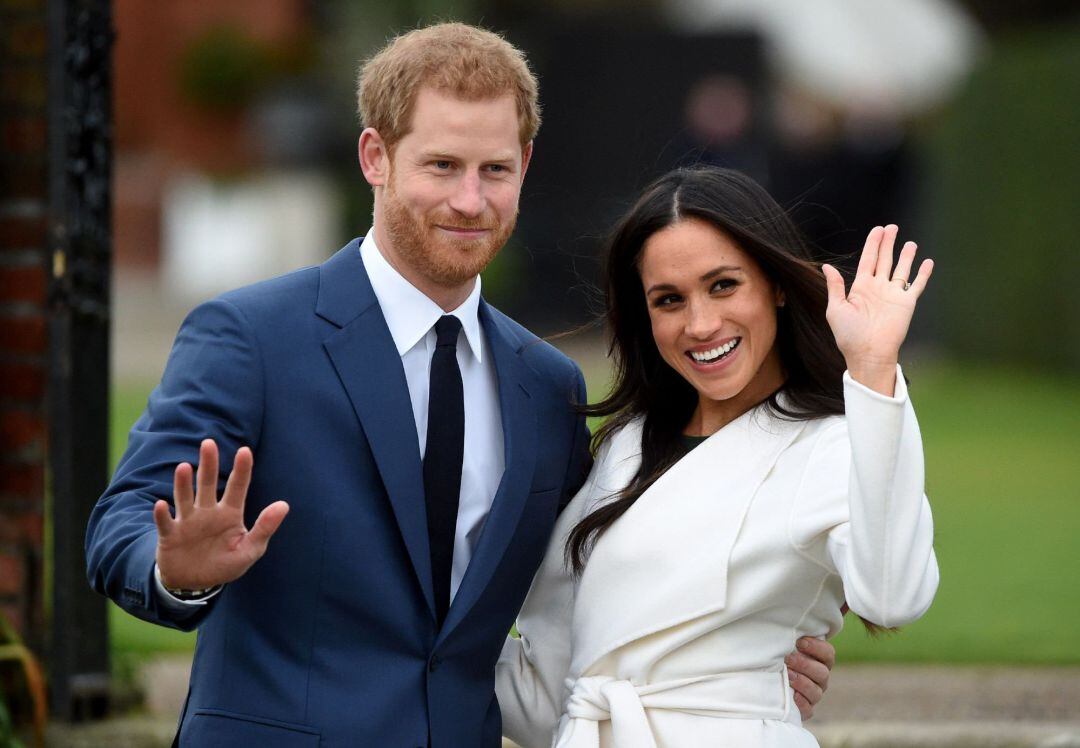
[554,668,795,748]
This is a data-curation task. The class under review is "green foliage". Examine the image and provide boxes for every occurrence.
[177,25,272,114]
[0,698,26,748]
[0,614,43,747]
[922,25,1080,372]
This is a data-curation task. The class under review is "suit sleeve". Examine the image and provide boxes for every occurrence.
[559,368,593,513]
[85,297,264,631]
[793,364,939,628]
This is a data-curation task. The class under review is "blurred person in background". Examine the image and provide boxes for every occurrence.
[498,167,938,747]
[86,23,834,747]
[674,73,770,186]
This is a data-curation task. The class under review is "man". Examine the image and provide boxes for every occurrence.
[87,23,833,747]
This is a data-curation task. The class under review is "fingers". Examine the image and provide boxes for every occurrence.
[222,446,254,510]
[173,462,194,520]
[794,692,813,722]
[855,226,884,280]
[788,667,824,713]
[908,258,934,297]
[786,650,831,692]
[195,439,219,509]
[891,241,917,286]
[798,635,837,670]
[874,224,899,277]
[247,501,290,555]
[821,264,847,307]
[153,499,174,538]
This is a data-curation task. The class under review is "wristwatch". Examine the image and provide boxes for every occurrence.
[165,584,222,601]
[155,564,221,601]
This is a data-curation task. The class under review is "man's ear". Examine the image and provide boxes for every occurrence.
[520,140,533,181]
[359,128,390,187]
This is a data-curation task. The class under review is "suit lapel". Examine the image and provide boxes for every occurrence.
[317,241,435,619]
[439,302,538,640]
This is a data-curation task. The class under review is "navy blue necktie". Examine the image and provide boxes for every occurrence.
[424,315,464,625]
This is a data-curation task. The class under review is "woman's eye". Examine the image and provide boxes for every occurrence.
[712,278,737,293]
[653,294,681,308]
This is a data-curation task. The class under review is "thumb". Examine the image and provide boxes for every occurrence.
[821,264,847,308]
[247,500,290,554]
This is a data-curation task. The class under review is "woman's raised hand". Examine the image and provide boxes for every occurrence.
[821,225,933,396]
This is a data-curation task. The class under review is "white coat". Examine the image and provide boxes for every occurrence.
[497,367,939,747]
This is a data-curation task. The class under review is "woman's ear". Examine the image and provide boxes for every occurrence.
[358,128,389,187]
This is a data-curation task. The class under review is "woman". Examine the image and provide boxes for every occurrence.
[496,167,938,747]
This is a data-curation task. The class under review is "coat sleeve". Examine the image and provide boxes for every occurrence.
[85,297,265,631]
[496,436,608,747]
[794,365,939,628]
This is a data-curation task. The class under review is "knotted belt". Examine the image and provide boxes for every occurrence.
[554,668,795,748]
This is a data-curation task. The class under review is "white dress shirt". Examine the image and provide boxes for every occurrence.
[155,232,505,611]
[360,232,505,600]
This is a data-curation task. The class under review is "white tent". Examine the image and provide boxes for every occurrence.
[665,0,983,117]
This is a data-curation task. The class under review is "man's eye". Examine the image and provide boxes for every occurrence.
[486,164,507,173]
[434,160,451,170]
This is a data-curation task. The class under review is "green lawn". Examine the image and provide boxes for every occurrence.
[109,359,1080,663]
[829,361,1080,663]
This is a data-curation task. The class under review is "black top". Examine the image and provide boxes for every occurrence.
[679,433,710,456]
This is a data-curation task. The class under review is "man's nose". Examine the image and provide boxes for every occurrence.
[448,172,486,218]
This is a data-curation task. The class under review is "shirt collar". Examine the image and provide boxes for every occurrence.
[359,232,484,362]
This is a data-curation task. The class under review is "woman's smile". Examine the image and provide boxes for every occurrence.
[639,217,784,432]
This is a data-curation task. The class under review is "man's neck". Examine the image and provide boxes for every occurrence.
[371,224,476,312]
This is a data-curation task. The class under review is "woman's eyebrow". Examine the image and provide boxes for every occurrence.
[700,265,743,282]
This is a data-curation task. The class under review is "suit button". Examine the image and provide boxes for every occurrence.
[428,655,441,672]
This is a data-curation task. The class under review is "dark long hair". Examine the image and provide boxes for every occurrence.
[566,167,892,632]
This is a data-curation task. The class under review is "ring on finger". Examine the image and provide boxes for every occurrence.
[892,277,911,291]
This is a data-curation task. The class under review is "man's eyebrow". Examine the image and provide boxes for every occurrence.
[417,150,518,163]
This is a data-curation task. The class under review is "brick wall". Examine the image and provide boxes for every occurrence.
[0,0,49,649]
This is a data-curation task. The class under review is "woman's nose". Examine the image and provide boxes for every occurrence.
[684,299,722,339]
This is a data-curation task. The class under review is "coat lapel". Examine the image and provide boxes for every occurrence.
[574,407,807,672]
[439,302,538,640]
[316,241,435,619]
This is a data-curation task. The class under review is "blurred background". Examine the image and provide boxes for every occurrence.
[2,0,1078,744]
[107,0,1079,706]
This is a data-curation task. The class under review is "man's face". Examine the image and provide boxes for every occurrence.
[371,87,530,303]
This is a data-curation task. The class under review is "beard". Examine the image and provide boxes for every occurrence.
[381,178,517,289]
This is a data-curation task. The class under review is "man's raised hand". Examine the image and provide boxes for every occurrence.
[153,439,289,590]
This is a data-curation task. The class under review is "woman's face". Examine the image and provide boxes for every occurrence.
[638,217,785,431]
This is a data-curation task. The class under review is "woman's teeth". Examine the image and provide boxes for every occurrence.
[690,338,740,364]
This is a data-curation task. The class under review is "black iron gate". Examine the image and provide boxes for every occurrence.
[46,0,112,721]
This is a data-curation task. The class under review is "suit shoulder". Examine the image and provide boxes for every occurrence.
[195,265,322,326]
[484,305,583,384]
[217,264,321,308]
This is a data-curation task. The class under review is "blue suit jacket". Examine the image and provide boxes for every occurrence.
[86,239,591,747]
